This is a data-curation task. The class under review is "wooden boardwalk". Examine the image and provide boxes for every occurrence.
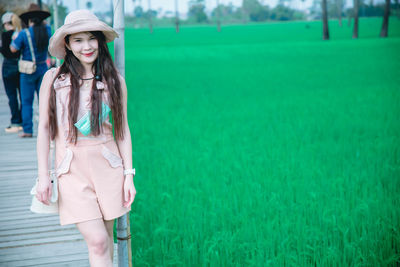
[0,59,118,266]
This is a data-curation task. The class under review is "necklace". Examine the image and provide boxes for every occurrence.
[80,76,95,89]
[81,76,95,81]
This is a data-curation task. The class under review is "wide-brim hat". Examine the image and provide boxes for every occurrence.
[49,9,118,59]
[2,12,14,25]
[20,3,51,25]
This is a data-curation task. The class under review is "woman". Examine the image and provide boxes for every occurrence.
[35,10,136,266]
[10,4,51,137]
[1,12,22,133]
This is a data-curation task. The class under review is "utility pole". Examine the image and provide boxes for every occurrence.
[216,0,221,32]
[322,0,329,40]
[353,0,359,38]
[148,0,153,33]
[175,0,179,33]
[113,1,133,266]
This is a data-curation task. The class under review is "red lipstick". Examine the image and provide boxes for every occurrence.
[83,52,94,57]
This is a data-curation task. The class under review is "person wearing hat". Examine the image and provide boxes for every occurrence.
[35,10,136,265]
[10,4,52,138]
[1,12,22,133]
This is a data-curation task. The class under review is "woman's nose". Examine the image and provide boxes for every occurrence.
[82,40,92,49]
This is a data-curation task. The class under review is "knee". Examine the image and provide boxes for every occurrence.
[87,233,110,256]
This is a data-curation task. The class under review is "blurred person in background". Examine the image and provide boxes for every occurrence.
[10,4,51,138]
[1,12,22,133]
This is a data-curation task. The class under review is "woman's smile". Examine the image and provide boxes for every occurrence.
[82,52,94,57]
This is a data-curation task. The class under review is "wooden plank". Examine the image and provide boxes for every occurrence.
[0,234,84,249]
[0,241,87,257]
[0,225,76,237]
[4,254,90,267]
[0,228,81,243]
[0,212,55,222]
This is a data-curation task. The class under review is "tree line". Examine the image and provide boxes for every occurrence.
[29,0,397,39]
[127,0,397,38]
[320,0,395,39]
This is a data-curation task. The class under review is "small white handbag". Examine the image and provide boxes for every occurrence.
[30,142,59,214]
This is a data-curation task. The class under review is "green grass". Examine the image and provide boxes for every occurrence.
[123,17,400,266]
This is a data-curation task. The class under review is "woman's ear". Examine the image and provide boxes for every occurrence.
[65,44,71,51]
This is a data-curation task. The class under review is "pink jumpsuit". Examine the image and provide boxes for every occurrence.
[52,69,130,226]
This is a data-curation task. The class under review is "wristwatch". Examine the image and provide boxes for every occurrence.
[123,168,135,176]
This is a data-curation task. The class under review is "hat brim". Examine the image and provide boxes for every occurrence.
[20,10,51,25]
[49,20,119,59]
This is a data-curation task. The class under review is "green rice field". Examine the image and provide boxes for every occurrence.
[123,17,400,266]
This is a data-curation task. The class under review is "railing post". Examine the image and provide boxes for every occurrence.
[113,0,132,266]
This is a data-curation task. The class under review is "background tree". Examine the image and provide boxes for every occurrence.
[86,1,92,10]
[271,4,294,20]
[242,0,270,22]
[188,0,208,23]
[134,0,144,27]
[353,0,359,38]
[48,0,68,29]
[322,0,329,39]
[380,0,390,37]
[211,3,236,23]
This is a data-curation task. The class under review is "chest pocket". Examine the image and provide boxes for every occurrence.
[74,102,111,136]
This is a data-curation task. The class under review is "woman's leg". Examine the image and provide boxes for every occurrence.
[19,73,35,134]
[2,62,22,126]
[104,219,115,261]
[75,218,113,267]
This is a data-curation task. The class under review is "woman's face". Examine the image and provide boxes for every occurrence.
[67,32,99,67]
[3,22,14,31]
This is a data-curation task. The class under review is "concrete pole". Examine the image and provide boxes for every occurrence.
[52,0,60,66]
[113,1,132,267]
[114,0,125,77]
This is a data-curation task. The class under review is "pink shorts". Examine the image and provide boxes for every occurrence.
[56,139,131,226]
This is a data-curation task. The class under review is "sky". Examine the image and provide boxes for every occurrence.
[62,0,326,15]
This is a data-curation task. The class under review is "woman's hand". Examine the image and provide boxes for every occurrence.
[123,175,136,208]
[36,176,52,205]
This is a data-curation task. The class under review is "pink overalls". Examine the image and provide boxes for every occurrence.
[52,69,130,226]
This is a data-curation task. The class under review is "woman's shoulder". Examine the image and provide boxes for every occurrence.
[42,67,71,89]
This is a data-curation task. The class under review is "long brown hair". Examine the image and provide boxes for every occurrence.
[48,31,124,143]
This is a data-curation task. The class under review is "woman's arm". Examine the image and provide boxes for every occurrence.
[9,28,24,53]
[9,45,17,53]
[35,69,54,205]
[116,75,136,208]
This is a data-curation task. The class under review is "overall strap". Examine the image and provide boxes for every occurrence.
[24,29,36,63]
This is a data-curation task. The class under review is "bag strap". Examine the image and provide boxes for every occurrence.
[50,141,56,170]
[24,29,36,63]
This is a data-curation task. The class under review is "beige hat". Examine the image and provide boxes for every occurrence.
[2,12,14,25]
[49,9,118,59]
